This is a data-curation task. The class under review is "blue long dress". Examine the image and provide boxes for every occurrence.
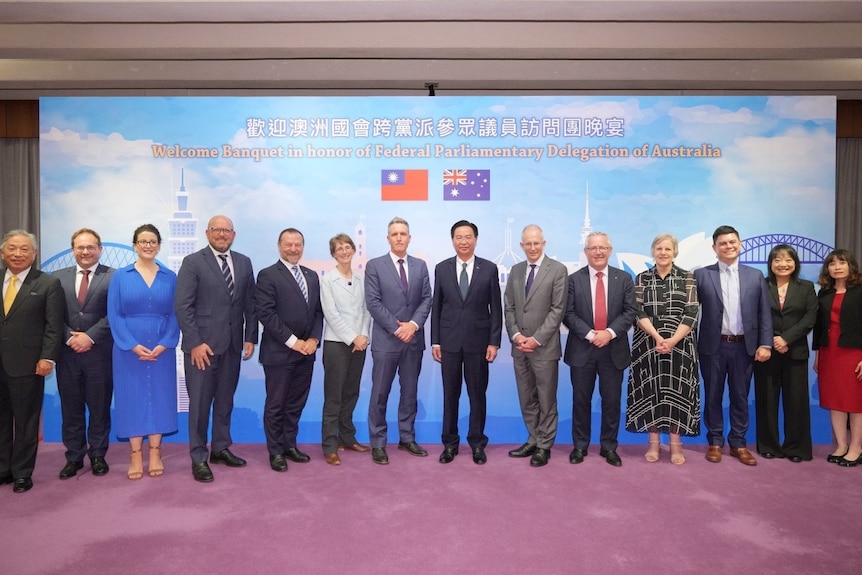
[108,263,180,439]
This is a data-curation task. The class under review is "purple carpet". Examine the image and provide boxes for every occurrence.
[2,443,859,575]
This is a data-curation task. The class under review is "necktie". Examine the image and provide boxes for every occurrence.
[459,262,469,299]
[3,275,18,314]
[219,254,234,297]
[78,269,90,307]
[525,264,536,297]
[398,259,409,294]
[292,265,308,302]
[594,271,607,330]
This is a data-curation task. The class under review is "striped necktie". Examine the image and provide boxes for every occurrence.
[219,254,234,297]
[292,265,308,302]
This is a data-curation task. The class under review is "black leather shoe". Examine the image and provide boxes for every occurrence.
[269,454,288,472]
[788,455,804,463]
[192,461,214,482]
[439,447,458,464]
[90,456,109,476]
[398,441,428,457]
[284,447,311,463]
[569,448,587,464]
[827,450,849,464]
[0,475,13,485]
[13,477,33,493]
[59,460,84,479]
[599,448,623,467]
[472,447,487,465]
[508,442,536,458]
[371,447,389,465]
[760,452,777,459]
[210,449,247,467]
[530,447,550,467]
[838,454,862,468]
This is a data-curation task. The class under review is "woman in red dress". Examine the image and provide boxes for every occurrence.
[813,249,862,467]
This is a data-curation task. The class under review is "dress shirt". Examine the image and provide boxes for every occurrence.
[718,260,743,336]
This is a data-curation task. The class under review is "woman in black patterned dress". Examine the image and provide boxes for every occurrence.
[625,233,700,464]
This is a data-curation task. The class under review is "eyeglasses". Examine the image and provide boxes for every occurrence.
[334,246,354,253]
[521,242,544,249]
[585,246,611,253]
[74,245,99,253]
[209,227,234,235]
[136,240,159,247]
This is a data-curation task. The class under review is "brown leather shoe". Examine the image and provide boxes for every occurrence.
[338,443,370,453]
[729,447,757,466]
[705,445,723,463]
[325,453,341,466]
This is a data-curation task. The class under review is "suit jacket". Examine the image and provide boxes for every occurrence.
[320,270,371,344]
[255,261,323,365]
[0,268,65,377]
[767,278,817,360]
[431,256,502,353]
[813,284,862,350]
[503,257,568,361]
[563,265,637,369]
[175,247,258,355]
[694,262,773,357]
[54,264,114,348]
[365,253,432,353]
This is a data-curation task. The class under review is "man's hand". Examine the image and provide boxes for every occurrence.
[394,321,417,343]
[190,343,214,370]
[591,330,612,348]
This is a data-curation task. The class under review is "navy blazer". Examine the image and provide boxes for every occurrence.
[255,261,323,366]
[431,256,502,354]
[175,247,258,356]
[813,284,862,350]
[54,263,114,347]
[365,253,432,353]
[694,263,773,357]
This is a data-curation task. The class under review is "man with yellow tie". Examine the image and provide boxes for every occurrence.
[1,230,64,493]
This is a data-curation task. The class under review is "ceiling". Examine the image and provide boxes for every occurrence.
[2,0,862,98]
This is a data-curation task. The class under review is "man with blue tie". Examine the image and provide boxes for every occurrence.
[695,225,773,466]
[365,217,433,464]
[431,220,502,465]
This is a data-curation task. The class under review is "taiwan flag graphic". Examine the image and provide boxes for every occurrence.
[443,169,491,201]
[381,169,428,201]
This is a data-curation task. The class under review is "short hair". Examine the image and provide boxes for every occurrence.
[712,225,740,244]
[278,228,305,244]
[766,244,801,283]
[450,220,478,238]
[585,231,612,246]
[650,233,678,258]
[1,229,38,252]
[329,233,356,255]
[521,224,543,236]
[71,228,102,247]
[133,224,161,245]
[818,249,862,289]
[388,216,410,234]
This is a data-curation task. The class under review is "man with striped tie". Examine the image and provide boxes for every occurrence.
[175,215,258,483]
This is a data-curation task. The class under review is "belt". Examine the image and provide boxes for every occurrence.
[720,334,745,343]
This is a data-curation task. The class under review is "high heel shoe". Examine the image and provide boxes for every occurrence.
[670,441,686,465]
[837,453,862,468]
[128,449,143,480]
[644,440,660,463]
[827,450,849,464]
[148,444,164,477]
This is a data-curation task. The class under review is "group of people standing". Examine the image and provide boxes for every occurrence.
[1,219,861,492]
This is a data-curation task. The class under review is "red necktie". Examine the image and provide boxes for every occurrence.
[594,271,607,330]
[78,269,90,307]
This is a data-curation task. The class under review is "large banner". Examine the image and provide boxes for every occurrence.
[39,96,836,444]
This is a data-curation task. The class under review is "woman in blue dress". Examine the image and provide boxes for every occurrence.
[108,224,179,480]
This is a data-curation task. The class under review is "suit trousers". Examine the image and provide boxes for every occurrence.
[321,341,366,454]
[185,347,242,463]
[0,361,45,479]
[57,347,113,462]
[441,349,489,449]
[701,340,754,448]
[753,353,812,459]
[512,354,559,449]
[262,357,314,456]
[570,348,623,451]
[368,347,422,448]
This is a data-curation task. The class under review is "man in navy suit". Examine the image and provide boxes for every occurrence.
[431,220,502,465]
[54,228,114,479]
[255,228,323,472]
[175,215,258,482]
[365,217,432,464]
[694,225,773,466]
[563,232,636,467]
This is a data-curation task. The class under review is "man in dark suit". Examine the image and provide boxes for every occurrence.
[504,224,568,467]
[431,220,502,465]
[175,215,258,483]
[695,225,772,466]
[563,232,636,467]
[54,228,114,479]
[365,216,433,464]
[255,228,323,472]
[1,230,64,493]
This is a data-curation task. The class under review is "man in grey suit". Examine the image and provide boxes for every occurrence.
[695,225,772,466]
[563,232,636,467]
[54,228,114,479]
[365,216,432,464]
[175,215,258,482]
[504,224,568,467]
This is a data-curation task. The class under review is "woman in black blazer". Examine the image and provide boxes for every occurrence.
[753,245,817,462]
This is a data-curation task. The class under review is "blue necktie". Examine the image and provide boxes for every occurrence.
[525,264,536,297]
[219,255,234,297]
[292,265,308,302]
[459,262,469,299]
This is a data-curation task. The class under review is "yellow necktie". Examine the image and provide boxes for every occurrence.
[3,275,18,314]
